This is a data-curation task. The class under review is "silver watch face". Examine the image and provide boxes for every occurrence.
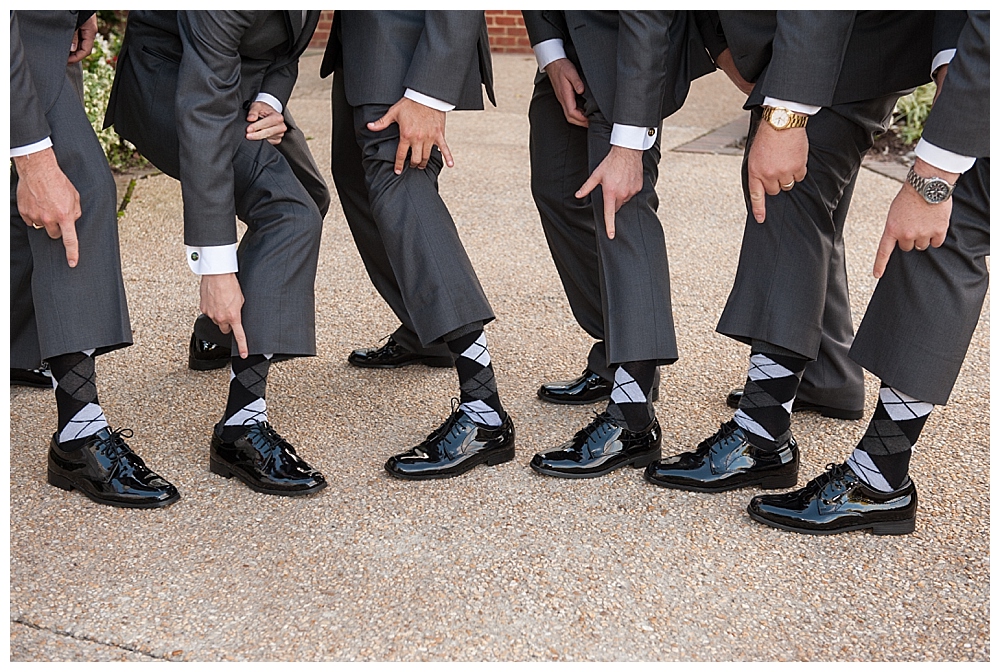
[923,178,951,204]
[770,109,790,128]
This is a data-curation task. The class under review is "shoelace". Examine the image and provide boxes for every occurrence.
[574,411,614,441]
[95,428,139,475]
[246,422,293,462]
[818,463,853,504]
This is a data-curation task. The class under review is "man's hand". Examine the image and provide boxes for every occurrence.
[873,158,958,278]
[68,14,98,64]
[246,101,287,145]
[746,122,808,223]
[545,57,588,127]
[716,48,754,96]
[368,97,452,175]
[13,148,81,267]
[576,145,643,239]
[200,273,248,358]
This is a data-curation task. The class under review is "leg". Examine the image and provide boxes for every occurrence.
[530,109,671,479]
[12,66,175,508]
[747,158,989,536]
[331,72,453,367]
[649,95,899,493]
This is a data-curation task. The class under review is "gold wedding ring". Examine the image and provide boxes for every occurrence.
[781,181,795,190]
[30,222,43,229]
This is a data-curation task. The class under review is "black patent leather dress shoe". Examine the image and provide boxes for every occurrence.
[725,387,863,420]
[189,332,231,371]
[385,405,515,480]
[47,427,180,509]
[537,369,658,405]
[210,422,327,496]
[748,463,917,535]
[347,336,453,369]
[531,412,661,478]
[11,363,52,388]
[645,420,798,492]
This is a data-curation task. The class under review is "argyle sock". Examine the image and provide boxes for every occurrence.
[47,349,110,445]
[447,329,505,427]
[847,383,932,492]
[733,343,808,450]
[220,354,273,442]
[606,361,656,431]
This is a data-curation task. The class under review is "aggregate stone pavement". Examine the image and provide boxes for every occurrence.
[8,53,989,662]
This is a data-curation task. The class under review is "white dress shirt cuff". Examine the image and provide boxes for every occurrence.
[914,138,976,175]
[10,137,53,158]
[931,49,956,77]
[254,92,283,115]
[763,97,821,116]
[403,89,455,112]
[611,124,657,151]
[187,244,239,275]
[533,38,567,72]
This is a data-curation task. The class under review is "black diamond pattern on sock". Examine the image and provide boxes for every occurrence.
[735,350,807,447]
[222,355,271,441]
[47,352,102,438]
[447,329,505,426]
[607,361,656,432]
[853,382,932,491]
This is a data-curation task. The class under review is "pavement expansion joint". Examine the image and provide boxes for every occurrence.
[12,617,165,661]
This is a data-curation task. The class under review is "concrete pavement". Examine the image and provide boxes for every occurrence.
[8,52,989,661]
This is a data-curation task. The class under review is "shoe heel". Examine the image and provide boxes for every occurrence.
[872,517,916,535]
[486,444,515,466]
[209,459,233,479]
[759,472,798,489]
[630,449,662,469]
[47,470,74,491]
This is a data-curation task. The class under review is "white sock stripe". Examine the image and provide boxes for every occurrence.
[264,353,274,360]
[59,403,109,442]
[847,449,893,492]
[781,399,794,413]
[611,367,647,404]
[733,410,774,441]
[880,387,933,420]
[82,348,95,357]
[460,334,491,367]
[224,398,268,426]
[460,399,502,427]
[747,354,795,381]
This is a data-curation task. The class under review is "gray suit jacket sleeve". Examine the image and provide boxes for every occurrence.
[175,11,256,247]
[758,11,855,107]
[522,10,566,46]
[404,11,483,106]
[613,12,672,129]
[921,10,989,158]
[10,12,52,149]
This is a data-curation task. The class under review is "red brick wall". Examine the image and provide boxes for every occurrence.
[308,11,532,54]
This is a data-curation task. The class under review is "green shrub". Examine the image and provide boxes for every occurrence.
[891,82,937,147]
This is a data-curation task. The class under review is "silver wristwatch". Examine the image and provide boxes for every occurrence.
[905,165,955,204]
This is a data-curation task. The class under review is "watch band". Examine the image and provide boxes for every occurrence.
[905,165,956,204]
[761,106,808,130]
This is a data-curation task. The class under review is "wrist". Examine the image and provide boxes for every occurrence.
[905,161,958,205]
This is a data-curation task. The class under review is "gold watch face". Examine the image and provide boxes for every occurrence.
[770,108,790,128]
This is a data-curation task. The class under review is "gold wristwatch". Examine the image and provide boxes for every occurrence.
[761,106,808,130]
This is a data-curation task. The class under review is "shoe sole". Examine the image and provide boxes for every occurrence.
[644,471,797,493]
[188,356,230,372]
[347,356,454,369]
[530,449,661,479]
[10,380,52,388]
[48,470,180,509]
[537,388,660,406]
[385,443,516,480]
[747,506,916,535]
[210,458,328,496]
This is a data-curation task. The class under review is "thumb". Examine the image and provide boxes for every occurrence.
[367,108,397,132]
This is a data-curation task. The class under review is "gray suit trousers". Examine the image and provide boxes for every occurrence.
[341,92,495,348]
[851,158,989,406]
[330,74,453,359]
[528,75,669,381]
[10,64,131,368]
[717,95,899,405]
